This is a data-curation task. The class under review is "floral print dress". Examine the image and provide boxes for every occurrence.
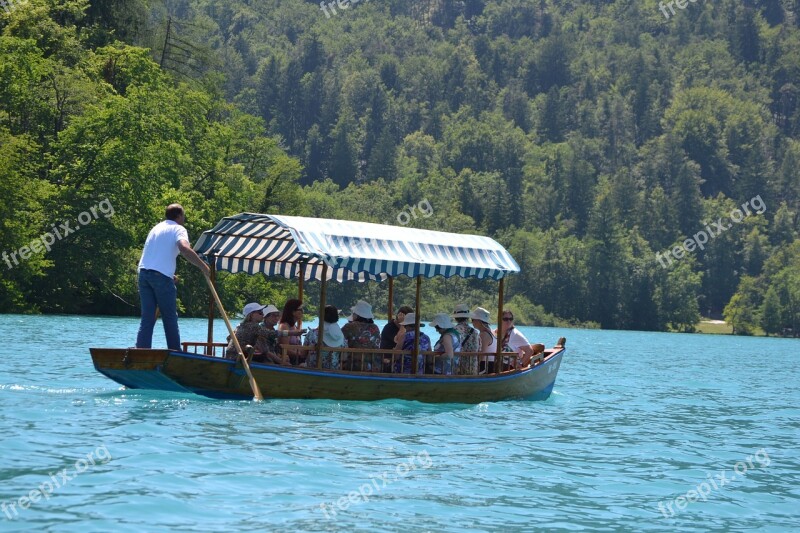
[341,321,381,371]
[225,321,263,359]
[455,321,480,375]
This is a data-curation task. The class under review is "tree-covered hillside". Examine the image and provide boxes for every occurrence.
[1,0,798,335]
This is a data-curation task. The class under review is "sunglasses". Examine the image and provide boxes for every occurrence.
[502,317,513,322]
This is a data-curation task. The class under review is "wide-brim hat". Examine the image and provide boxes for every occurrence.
[242,302,266,317]
[348,300,374,320]
[470,307,491,324]
[452,303,471,318]
[399,312,425,327]
[430,313,455,329]
[262,304,280,315]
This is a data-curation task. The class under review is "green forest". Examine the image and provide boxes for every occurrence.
[1,0,799,336]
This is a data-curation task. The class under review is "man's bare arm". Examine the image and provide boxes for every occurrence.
[178,239,211,277]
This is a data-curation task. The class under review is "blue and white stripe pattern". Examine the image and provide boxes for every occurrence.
[193,213,520,281]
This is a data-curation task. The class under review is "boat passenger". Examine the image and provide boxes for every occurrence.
[494,310,534,371]
[135,203,210,350]
[278,299,307,365]
[452,303,480,375]
[470,307,498,374]
[430,314,461,375]
[380,305,413,371]
[226,302,266,359]
[380,305,413,349]
[253,304,294,365]
[304,305,347,369]
[341,300,381,371]
[392,313,430,374]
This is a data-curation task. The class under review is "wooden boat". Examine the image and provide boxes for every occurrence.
[90,214,566,403]
[89,345,565,402]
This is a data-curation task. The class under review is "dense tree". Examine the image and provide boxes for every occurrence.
[0,0,797,335]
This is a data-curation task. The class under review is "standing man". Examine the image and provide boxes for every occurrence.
[135,204,210,350]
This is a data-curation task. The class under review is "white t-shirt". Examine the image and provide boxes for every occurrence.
[138,220,189,278]
[504,327,530,354]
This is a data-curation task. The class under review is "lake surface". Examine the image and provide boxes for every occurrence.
[0,314,798,532]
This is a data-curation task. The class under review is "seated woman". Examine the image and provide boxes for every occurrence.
[226,302,267,359]
[493,310,534,371]
[304,305,347,370]
[341,300,381,371]
[278,299,307,365]
[430,313,461,375]
[253,304,294,365]
[392,313,430,374]
[470,307,497,374]
[380,305,413,349]
[452,303,480,375]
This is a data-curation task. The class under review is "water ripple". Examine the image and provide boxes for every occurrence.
[0,316,798,531]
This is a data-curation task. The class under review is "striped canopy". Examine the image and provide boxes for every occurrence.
[193,213,519,282]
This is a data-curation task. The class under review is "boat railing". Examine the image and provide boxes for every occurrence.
[181,341,550,374]
[278,345,533,376]
[181,342,228,358]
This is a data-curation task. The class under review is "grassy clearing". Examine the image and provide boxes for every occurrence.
[695,320,733,335]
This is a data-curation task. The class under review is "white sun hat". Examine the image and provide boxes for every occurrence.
[470,307,491,324]
[262,304,280,315]
[399,312,425,327]
[348,300,374,320]
[242,302,266,317]
[430,313,455,329]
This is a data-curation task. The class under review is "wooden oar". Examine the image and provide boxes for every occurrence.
[203,274,264,401]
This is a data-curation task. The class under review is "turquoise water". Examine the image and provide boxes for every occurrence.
[0,314,798,532]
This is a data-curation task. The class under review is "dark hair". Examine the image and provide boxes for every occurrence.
[324,305,338,324]
[165,204,184,221]
[397,305,413,315]
[280,299,303,325]
[503,310,514,320]
[354,315,374,324]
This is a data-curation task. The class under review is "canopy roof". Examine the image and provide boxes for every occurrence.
[193,213,520,282]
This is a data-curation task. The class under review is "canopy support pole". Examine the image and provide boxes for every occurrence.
[496,277,505,374]
[412,275,422,374]
[316,264,328,369]
[298,264,305,329]
[387,277,394,321]
[206,253,216,355]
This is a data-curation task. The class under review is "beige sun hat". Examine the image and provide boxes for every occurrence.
[452,303,472,318]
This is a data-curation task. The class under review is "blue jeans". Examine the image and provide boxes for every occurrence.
[135,269,180,350]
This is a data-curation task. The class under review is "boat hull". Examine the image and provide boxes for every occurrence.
[90,347,565,403]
